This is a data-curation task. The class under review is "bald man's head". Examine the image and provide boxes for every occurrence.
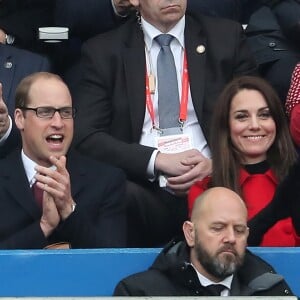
[183,187,249,282]
[190,187,248,223]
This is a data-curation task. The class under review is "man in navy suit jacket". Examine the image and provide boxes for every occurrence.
[0,72,126,249]
[0,44,51,114]
[0,44,51,158]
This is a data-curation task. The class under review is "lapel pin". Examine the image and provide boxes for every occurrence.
[4,61,13,69]
[196,45,205,54]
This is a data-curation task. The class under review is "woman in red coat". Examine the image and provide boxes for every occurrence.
[188,75,298,246]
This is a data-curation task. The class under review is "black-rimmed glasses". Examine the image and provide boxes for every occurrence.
[19,106,76,119]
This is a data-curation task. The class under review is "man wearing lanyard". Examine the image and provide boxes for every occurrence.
[73,0,257,247]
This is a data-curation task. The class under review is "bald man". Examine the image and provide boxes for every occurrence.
[183,187,249,285]
[114,187,294,296]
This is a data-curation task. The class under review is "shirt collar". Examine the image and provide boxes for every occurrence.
[142,15,185,51]
[191,263,233,290]
[21,150,38,186]
[21,150,57,187]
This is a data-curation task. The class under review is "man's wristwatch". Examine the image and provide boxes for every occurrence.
[5,34,15,45]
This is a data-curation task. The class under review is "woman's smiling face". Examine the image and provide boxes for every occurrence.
[229,88,276,164]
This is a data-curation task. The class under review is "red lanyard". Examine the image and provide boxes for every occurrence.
[145,50,189,129]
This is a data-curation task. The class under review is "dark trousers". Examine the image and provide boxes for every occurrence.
[126,180,188,247]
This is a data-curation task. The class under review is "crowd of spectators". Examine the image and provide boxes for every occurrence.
[0,0,299,296]
[0,0,300,248]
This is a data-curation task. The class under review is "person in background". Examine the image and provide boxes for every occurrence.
[0,0,53,51]
[188,75,298,246]
[54,0,135,85]
[0,0,135,86]
[54,0,134,41]
[0,0,130,156]
[0,0,131,50]
[114,187,294,296]
[285,62,300,148]
[245,0,300,102]
[55,0,249,91]
[0,44,51,158]
[72,0,257,247]
[55,0,271,41]
[0,72,126,249]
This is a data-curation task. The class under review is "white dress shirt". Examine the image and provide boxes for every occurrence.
[22,150,38,187]
[192,263,233,296]
[21,150,56,187]
[140,16,211,177]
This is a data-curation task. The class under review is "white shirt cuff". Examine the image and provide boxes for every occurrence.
[146,149,159,181]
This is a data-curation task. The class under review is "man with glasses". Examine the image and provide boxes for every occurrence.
[0,71,127,249]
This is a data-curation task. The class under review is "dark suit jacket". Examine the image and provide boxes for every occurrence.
[245,4,300,101]
[0,44,51,114]
[73,14,257,181]
[54,0,122,40]
[0,150,126,249]
[54,0,266,38]
[0,44,51,158]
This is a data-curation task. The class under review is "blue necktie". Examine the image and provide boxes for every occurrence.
[155,34,180,129]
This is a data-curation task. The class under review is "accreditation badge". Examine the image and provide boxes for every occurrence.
[155,131,193,188]
[155,133,193,154]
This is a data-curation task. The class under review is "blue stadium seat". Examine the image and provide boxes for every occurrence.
[0,247,298,297]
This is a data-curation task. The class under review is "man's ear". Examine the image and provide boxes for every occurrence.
[14,108,25,130]
[246,226,250,240]
[183,221,195,247]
